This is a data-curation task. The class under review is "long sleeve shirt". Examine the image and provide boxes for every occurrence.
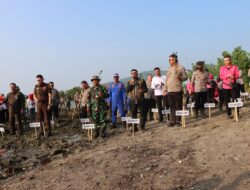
[219,65,239,90]
[164,64,188,92]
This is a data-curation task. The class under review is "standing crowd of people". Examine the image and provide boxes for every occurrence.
[0,53,249,138]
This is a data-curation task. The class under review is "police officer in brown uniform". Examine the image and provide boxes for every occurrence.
[33,75,52,136]
[5,83,24,135]
[164,54,188,127]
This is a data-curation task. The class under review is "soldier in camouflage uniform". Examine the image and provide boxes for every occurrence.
[87,76,109,138]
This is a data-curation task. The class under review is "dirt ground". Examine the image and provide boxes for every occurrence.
[1,103,250,190]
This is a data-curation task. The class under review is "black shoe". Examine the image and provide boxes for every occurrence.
[175,122,181,127]
[168,122,175,127]
[94,130,100,138]
[111,123,117,129]
[227,115,233,119]
[101,133,106,138]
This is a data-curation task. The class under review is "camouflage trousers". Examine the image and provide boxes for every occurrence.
[91,109,107,134]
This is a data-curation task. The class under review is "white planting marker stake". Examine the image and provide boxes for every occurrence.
[187,102,195,117]
[127,119,140,135]
[30,122,41,138]
[228,101,243,122]
[82,124,95,141]
[122,117,132,130]
[204,103,215,119]
[176,107,189,128]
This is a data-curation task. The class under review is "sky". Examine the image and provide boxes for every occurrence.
[0,0,250,94]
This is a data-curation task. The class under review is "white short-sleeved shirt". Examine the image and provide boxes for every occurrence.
[151,75,166,96]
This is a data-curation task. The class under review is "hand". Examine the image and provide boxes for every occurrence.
[98,91,103,97]
[47,104,51,110]
[163,91,167,96]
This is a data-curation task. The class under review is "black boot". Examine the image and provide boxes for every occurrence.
[194,109,198,119]
[94,128,100,138]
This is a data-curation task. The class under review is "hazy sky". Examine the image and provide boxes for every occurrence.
[0,0,249,94]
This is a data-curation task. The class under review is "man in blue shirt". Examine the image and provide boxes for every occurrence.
[109,73,126,128]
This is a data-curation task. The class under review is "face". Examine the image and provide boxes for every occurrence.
[224,58,231,67]
[37,77,43,85]
[113,76,119,83]
[10,84,16,92]
[81,83,88,89]
[92,79,99,86]
[49,83,54,89]
[147,75,152,81]
[169,57,177,66]
[154,69,161,76]
[131,71,138,79]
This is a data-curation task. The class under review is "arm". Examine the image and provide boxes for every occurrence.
[126,80,134,93]
[180,67,188,81]
[140,80,148,94]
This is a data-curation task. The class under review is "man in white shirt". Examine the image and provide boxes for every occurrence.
[151,67,166,122]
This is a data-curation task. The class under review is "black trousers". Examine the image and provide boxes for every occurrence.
[167,92,183,124]
[144,98,155,120]
[163,95,170,109]
[194,92,207,111]
[155,96,164,120]
[207,88,215,103]
[223,89,238,116]
[81,106,88,118]
[130,100,147,129]
[218,89,224,110]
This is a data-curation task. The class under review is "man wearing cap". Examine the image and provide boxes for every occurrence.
[191,61,211,118]
[5,83,24,135]
[87,76,109,138]
[34,75,52,136]
[164,54,188,127]
[109,73,126,128]
[80,81,90,119]
[126,69,148,130]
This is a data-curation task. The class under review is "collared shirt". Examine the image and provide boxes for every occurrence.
[191,70,210,92]
[145,80,154,99]
[80,88,90,107]
[126,78,147,103]
[109,82,126,103]
[219,65,239,89]
[151,75,165,96]
[34,83,51,104]
[164,64,188,93]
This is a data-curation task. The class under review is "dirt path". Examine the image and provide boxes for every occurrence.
[1,104,250,190]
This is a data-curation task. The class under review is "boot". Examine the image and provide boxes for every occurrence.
[100,125,106,138]
[194,109,198,119]
[201,109,206,119]
[94,127,100,138]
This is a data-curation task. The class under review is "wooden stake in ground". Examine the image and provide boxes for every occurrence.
[82,124,95,141]
[121,117,132,130]
[176,108,189,128]
[204,103,215,119]
[228,101,243,122]
[0,124,5,138]
[127,119,140,136]
[187,102,195,117]
[29,122,41,138]
[151,108,158,123]
[162,109,170,122]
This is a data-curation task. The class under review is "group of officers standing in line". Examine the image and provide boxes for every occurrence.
[0,53,246,138]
